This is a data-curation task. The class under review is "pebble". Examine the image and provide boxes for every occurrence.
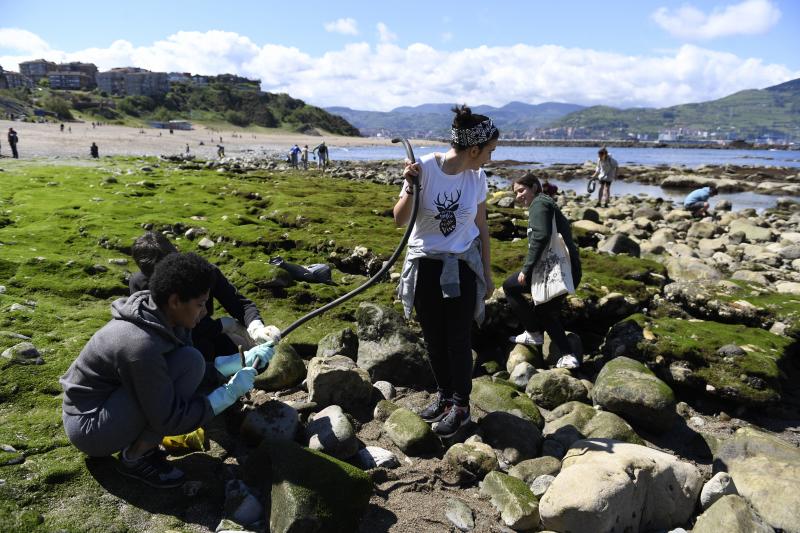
[444,498,475,532]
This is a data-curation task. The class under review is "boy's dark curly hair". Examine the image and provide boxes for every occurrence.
[150,252,214,306]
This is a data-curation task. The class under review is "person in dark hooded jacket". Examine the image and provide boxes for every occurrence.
[60,253,275,488]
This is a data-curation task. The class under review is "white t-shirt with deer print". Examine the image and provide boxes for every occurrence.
[399,152,489,254]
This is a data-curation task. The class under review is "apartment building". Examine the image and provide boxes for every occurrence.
[19,59,57,82]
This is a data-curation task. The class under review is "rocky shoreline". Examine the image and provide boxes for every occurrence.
[1,155,798,532]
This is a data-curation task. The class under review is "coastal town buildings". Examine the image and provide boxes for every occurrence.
[96,68,169,96]
[0,68,33,89]
[19,59,57,82]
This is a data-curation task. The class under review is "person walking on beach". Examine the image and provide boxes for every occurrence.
[395,105,497,437]
[90,142,99,159]
[289,144,301,168]
[313,141,329,169]
[217,144,225,158]
[684,184,718,218]
[60,253,276,488]
[505,173,582,369]
[591,147,617,207]
[301,144,309,170]
[7,128,19,159]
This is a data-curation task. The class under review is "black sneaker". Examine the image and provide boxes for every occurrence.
[116,448,185,488]
[433,405,471,438]
[418,393,452,423]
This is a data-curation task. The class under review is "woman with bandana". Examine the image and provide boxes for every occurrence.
[393,105,498,437]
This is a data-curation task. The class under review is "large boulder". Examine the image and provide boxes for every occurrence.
[592,357,676,432]
[506,343,543,374]
[729,219,775,243]
[383,407,439,456]
[692,495,774,533]
[306,355,373,411]
[664,256,722,282]
[254,343,307,392]
[662,280,766,327]
[471,378,543,428]
[316,328,358,359]
[245,441,372,533]
[478,411,543,465]
[479,471,540,531]
[239,400,299,446]
[508,456,562,485]
[713,427,800,532]
[525,369,589,409]
[356,303,433,387]
[543,401,643,450]
[539,439,703,533]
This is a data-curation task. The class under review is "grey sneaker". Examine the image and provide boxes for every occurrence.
[432,405,470,438]
[418,393,452,423]
[556,354,580,370]
[509,331,544,346]
[117,448,185,488]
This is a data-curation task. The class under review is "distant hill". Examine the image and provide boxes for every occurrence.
[326,101,585,139]
[0,83,360,136]
[549,78,800,142]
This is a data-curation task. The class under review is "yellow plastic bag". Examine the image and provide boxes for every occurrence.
[161,427,206,453]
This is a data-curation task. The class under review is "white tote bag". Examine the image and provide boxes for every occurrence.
[529,215,575,304]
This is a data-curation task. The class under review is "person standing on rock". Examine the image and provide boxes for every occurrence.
[7,127,19,159]
[60,253,275,488]
[129,232,281,361]
[395,104,497,437]
[684,184,718,218]
[505,173,582,369]
[591,147,617,207]
[289,144,301,168]
[301,144,309,170]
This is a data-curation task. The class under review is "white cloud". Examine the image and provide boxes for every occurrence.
[441,32,453,43]
[1,29,797,111]
[652,0,781,40]
[0,28,50,54]
[324,18,359,36]
[377,23,396,43]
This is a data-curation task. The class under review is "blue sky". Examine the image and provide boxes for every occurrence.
[2,0,798,110]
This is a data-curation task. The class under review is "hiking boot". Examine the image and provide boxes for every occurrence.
[433,405,471,438]
[509,330,544,346]
[117,448,185,488]
[418,393,452,423]
[556,354,580,370]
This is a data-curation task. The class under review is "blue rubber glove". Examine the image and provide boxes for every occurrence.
[213,341,276,377]
[207,367,257,415]
[244,341,276,370]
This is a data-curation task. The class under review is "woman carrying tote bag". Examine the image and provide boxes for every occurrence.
[503,173,583,369]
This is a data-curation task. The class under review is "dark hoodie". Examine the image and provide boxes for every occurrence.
[60,291,214,436]
[521,194,582,285]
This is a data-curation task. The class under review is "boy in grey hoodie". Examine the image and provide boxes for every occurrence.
[60,253,276,488]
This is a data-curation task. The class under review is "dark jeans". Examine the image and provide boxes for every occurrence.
[414,258,476,407]
[502,272,572,355]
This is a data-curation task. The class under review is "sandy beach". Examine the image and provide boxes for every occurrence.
[0,119,425,160]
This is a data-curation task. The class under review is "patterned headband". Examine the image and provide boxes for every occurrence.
[451,119,498,147]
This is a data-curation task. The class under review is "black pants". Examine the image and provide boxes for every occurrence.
[414,259,476,406]
[10,143,18,158]
[502,273,572,355]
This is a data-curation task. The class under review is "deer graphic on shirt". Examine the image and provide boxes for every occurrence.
[434,190,461,236]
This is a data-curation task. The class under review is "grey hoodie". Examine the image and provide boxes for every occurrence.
[60,291,214,436]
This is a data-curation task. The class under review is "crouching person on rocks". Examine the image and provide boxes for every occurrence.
[60,253,275,488]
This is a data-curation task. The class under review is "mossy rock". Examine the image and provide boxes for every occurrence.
[508,456,562,485]
[628,313,794,405]
[247,441,373,533]
[479,471,540,531]
[543,401,643,450]
[593,356,676,432]
[383,408,439,456]
[577,249,666,304]
[525,369,589,409]
[506,343,543,374]
[254,343,306,392]
[692,495,774,533]
[444,440,499,484]
[471,379,543,428]
[316,327,358,359]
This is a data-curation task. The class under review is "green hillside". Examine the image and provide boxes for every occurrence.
[0,83,360,136]
[550,78,800,142]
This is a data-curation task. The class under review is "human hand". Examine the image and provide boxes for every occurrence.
[244,342,276,370]
[518,271,526,286]
[227,367,257,397]
[402,159,420,184]
[248,319,281,344]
